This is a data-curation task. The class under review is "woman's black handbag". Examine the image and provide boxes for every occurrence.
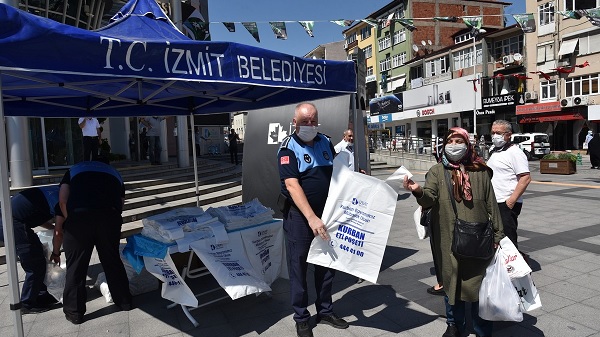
[444,170,494,260]
[420,207,432,227]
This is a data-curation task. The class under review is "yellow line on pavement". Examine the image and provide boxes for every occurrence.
[530,180,600,189]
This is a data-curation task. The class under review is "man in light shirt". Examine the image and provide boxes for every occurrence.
[334,129,364,173]
[78,117,101,161]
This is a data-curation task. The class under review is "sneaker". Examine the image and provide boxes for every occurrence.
[65,312,84,325]
[316,313,349,329]
[295,321,313,337]
[442,324,460,337]
[21,306,50,315]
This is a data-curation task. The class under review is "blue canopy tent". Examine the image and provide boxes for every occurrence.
[0,0,356,334]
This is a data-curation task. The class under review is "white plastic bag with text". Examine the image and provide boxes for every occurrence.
[143,254,198,307]
[512,274,542,312]
[479,248,523,322]
[499,237,531,279]
[239,220,286,285]
[307,152,397,284]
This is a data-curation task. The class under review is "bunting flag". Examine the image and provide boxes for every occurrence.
[577,60,590,68]
[530,71,551,81]
[222,22,236,32]
[557,10,583,19]
[386,12,395,27]
[394,18,416,32]
[242,22,260,43]
[462,16,482,35]
[361,19,378,28]
[513,13,536,33]
[433,16,458,22]
[467,78,479,92]
[299,21,314,37]
[332,20,354,27]
[183,15,210,41]
[269,22,288,40]
[512,73,532,80]
[552,61,590,74]
[583,8,600,27]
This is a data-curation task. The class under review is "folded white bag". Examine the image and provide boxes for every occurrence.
[499,237,531,279]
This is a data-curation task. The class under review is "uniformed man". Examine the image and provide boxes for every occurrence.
[0,185,62,314]
[58,160,131,324]
[278,102,349,337]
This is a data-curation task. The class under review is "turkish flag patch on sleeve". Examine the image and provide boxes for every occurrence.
[280,156,290,165]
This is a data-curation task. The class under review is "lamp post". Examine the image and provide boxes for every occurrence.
[472,29,486,136]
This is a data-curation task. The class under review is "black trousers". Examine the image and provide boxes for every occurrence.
[230,145,238,164]
[62,210,131,316]
[283,209,335,322]
[498,202,522,248]
[82,136,99,161]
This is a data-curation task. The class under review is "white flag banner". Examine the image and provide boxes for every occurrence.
[143,255,198,307]
[239,220,287,285]
[307,152,397,283]
[190,232,271,300]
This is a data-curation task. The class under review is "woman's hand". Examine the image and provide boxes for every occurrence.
[403,175,420,192]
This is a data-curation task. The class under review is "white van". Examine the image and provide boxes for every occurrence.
[511,133,551,160]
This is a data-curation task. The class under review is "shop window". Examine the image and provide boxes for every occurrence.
[482,76,523,97]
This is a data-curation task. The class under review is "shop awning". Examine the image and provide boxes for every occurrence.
[391,77,406,91]
[558,39,579,56]
[518,112,585,123]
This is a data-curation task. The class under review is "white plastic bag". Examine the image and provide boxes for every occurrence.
[512,274,542,312]
[479,248,523,322]
[413,207,429,240]
[499,237,531,279]
[384,165,413,194]
[44,263,66,303]
[94,272,113,303]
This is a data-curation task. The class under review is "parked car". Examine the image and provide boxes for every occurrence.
[511,133,551,160]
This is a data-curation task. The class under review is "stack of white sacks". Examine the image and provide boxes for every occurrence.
[206,198,274,232]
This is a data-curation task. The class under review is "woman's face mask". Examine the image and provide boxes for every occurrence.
[491,134,506,148]
[445,143,468,162]
[296,125,318,142]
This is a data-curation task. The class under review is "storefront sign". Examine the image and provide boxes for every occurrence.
[515,101,562,115]
[416,108,435,117]
[518,112,585,123]
[476,109,496,115]
[380,114,392,122]
[482,93,524,108]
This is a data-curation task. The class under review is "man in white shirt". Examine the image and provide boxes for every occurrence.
[141,117,166,165]
[334,129,365,174]
[78,117,101,161]
[486,120,531,248]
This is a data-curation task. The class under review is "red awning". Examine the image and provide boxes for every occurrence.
[518,112,585,123]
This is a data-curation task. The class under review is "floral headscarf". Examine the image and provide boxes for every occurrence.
[441,127,488,202]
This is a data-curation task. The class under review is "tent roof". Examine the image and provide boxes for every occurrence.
[0,0,356,117]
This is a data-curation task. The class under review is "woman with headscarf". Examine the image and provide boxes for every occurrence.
[589,133,600,169]
[403,127,504,337]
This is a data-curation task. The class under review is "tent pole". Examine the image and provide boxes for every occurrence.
[351,93,360,172]
[190,114,199,207]
[0,73,26,337]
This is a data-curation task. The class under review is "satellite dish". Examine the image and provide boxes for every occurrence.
[428,40,433,45]
[421,40,427,46]
[513,53,523,62]
[412,44,419,52]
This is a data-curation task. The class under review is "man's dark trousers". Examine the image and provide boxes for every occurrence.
[230,144,238,164]
[63,209,131,315]
[498,202,522,248]
[283,208,334,322]
[82,136,98,161]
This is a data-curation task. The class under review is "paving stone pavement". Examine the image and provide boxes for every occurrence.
[1,157,599,337]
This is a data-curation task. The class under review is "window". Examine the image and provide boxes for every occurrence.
[360,26,371,40]
[425,57,449,77]
[452,45,482,70]
[392,52,406,68]
[378,34,391,51]
[538,2,555,26]
[536,43,555,63]
[378,5,404,29]
[366,66,374,77]
[577,32,600,55]
[482,76,523,96]
[455,32,474,44]
[565,74,600,97]
[565,0,600,10]
[363,45,372,59]
[380,55,391,72]
[540,80,557,101]
[345,32,357,46]
[494,36,524,59]
[393,29,406,45]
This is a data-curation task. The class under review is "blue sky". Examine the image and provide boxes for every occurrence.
[208,1,527,57]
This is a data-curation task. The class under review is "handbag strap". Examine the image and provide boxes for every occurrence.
[444,169,458,218]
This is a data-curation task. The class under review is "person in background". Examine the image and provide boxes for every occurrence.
[584,130,593,155]
[228,128,241,165]
[0,185,63,314]
[278,102,349,337]
[403,127,504,337]
[141,116,165,165]
[58,159,132,325]
[589,133,600,169]
[486,120,531,249]
[334,128,365,173]
[78,117,101,161]
[194,126,206,157]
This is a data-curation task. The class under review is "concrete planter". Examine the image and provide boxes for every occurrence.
[539,159,576,175]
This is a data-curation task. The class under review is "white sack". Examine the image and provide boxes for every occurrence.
[143,254,198,307]
[499,237,532,279]
[479,249,523,322]
[238,220,286,285]
[512,274,542,312]
[384,165,413,194]
[413,207,429,240]
[307,152,397,284]
[44,263,66,303]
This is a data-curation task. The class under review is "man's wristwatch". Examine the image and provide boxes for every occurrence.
[51,251,60,258]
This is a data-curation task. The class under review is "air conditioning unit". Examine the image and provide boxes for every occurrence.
[524,91,538,101]
[502,55,515,65]
[560,97,574,107]
[573,95,589,106]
